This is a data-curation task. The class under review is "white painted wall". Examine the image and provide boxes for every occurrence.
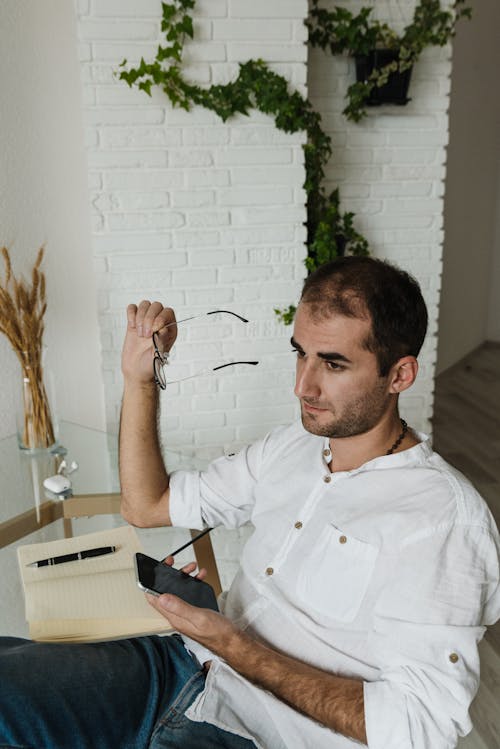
[437,0,500,373]
[308,0,453,433]
[0,0,105,439]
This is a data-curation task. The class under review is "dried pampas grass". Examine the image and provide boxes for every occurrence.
[0,246,55,449]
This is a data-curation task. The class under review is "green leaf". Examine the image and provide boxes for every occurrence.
[161,3,177,21]
[180,15,194,38]
[138,80,152,96]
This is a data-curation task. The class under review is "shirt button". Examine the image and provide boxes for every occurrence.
[323,475,331,483]
[339,535,347,544]
[449,652,459,663]
[294,521,303,529]
[265,567,274,576]
[323,449,331,457]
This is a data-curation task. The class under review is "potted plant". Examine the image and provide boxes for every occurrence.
[307,0,472,122]
[354,49,413,107]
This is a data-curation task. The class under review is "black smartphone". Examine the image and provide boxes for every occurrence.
[134,552,219,611]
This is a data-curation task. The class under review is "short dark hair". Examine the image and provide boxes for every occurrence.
[300,256,428,376]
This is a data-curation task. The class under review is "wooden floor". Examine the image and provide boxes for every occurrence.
[432,341,500,749]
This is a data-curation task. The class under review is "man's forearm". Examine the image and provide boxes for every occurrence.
[149,588,367,743]
[216,629,367,744]
[119,380,171,527]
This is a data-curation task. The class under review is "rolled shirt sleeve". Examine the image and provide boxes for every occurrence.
[364,523,500,748]
[169,435,267,530]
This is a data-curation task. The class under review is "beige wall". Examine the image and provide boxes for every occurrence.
[437,0,500,373]
[0,0,107,635]
[0,0,105,438]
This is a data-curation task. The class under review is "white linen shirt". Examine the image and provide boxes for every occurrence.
[168,421,500,749]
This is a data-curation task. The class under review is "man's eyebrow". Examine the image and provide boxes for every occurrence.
[290,337,352,364]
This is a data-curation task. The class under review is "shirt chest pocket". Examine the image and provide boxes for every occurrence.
[297,524,379,624]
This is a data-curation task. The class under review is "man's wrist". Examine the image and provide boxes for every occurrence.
[210,624,253,667]
[122,378,158,396]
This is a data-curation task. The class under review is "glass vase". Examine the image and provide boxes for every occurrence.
[17,351,58,452]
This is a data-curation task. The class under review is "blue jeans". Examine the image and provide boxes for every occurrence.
[0,634,256,749]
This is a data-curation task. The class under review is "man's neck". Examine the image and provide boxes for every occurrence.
[327,416,419,473]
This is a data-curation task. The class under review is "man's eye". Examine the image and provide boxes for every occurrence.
[292,348,305,358]
[326,361,343,371]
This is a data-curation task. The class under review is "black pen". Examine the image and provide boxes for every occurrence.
[28,546,117,568]
[166,528,213,559]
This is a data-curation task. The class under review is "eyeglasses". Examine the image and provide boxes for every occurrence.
[152,310,259,390]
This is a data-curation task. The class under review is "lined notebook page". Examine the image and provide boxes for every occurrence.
[17,526,172,641]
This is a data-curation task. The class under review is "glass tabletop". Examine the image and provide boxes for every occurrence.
[0,421,203,527]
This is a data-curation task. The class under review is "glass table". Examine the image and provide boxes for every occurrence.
[0,421,220,593]
[0,421,118,540]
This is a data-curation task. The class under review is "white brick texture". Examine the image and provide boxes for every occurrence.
[75,0,308,456]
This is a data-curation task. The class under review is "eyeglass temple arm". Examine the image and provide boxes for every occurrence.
[158,310,249,330]
[212,361,259,371]
[162,361,259,386]
[207,310,249,323]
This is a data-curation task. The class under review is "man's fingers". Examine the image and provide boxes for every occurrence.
[126,301,176,343]
[160,557,206,581]
[146,592,193,623]
[143,301,168,337]
[196,567,208,581]
[180,561,198,575]
[155,593,210,634]
[157,593,188,614]
[135,300,152,336]
[153,309,177,352]
[126,304,138,329]
[152,308,176,334]
[179,562,207,580]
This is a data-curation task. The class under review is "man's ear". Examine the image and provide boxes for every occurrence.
[388,356,418,394]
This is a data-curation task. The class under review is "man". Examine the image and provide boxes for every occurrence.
[119,254,500,749]
[1,256,499,749]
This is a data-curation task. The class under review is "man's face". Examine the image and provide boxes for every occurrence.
[292,303,393,439]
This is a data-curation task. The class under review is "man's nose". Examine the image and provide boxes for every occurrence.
[294,361,321,399]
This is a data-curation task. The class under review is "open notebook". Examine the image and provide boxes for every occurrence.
[17,526,173,642]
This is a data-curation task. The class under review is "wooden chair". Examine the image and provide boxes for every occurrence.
[0,493,222,596]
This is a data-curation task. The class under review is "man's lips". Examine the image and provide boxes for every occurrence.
[302,401,328,413]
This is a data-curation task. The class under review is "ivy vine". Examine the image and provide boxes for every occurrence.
[118,0,471,323]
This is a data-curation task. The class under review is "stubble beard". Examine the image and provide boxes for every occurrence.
[299,386,391,439]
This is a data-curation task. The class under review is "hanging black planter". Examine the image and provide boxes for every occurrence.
[355,49,413,106]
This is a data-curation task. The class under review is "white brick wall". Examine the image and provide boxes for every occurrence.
[76,0,308,459]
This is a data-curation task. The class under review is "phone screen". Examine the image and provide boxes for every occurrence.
[134,552,219,611]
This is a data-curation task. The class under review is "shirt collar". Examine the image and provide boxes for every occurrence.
[321,431,433,474]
